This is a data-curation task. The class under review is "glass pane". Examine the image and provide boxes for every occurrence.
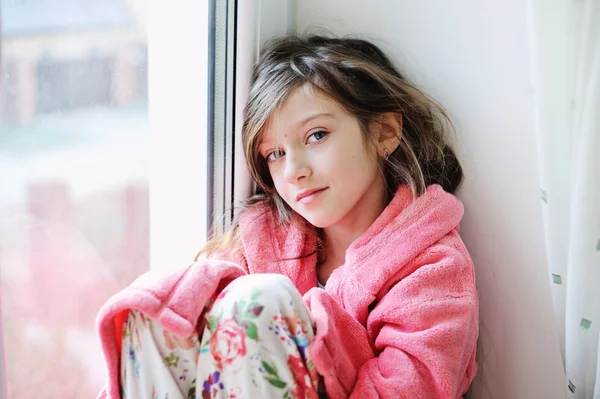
[0,0,149,397]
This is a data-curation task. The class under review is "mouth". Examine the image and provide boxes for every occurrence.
[296,187,328,204]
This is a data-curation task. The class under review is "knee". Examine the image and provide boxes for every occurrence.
[222,273,298,303]
[243,273,294,289]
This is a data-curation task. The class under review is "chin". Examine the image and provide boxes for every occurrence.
[300,212,339,229]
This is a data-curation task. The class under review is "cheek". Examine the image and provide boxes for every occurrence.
[332,145,378,185]
[268,166,291,200]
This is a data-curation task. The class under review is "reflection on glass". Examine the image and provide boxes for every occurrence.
[0,1,149,397]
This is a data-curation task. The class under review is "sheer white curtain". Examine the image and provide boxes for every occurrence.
[529,1,600,397]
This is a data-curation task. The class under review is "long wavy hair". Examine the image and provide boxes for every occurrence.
[197,34,463,260]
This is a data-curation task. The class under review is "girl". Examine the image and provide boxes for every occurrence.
[97,35,478,399]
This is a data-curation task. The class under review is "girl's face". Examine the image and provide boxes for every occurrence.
[259,86,386,229]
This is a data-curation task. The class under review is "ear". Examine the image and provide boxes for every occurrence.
[369,112,402,157]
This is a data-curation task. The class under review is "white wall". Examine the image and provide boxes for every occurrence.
[293,1,565,398]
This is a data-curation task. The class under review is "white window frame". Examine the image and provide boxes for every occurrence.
[232,0,295,208]
[0,290,6,397]
[147,0,293,271]
[147,1,212,271]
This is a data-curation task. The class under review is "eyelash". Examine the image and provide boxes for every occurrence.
[265,130,329,162]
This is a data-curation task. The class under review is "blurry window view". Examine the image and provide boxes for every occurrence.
[0,0,149,396]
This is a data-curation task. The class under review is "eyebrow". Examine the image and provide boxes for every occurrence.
[298,112,334,126]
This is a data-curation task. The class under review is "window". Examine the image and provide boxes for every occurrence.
[0,0,284,395]
[0,0,212,396]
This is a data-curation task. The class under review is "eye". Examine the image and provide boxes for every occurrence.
[266,149,285,162]
[307,130,328,144]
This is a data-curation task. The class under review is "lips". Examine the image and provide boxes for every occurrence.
[296,187,327,202]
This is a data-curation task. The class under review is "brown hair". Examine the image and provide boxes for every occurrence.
[197,34,462,260]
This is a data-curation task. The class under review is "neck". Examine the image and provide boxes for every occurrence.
[320,176,387,271]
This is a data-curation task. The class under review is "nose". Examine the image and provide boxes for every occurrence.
[282,150,311,183]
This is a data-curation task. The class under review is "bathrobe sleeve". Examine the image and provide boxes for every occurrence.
[350,242,479,399]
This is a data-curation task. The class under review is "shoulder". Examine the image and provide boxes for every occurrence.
[376,230,476,302]
[368,232,478,342]
[413,230,476,292]
[238,199,275,233]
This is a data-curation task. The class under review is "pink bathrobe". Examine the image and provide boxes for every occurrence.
[96,184,478,398]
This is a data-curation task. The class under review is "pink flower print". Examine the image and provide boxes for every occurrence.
[210,318,247,370]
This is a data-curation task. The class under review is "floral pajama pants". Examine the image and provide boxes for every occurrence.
[121,274,321,399]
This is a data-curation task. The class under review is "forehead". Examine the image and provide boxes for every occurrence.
[260,85,347,144]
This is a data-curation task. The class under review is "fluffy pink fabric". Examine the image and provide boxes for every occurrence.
[96,184,478,398]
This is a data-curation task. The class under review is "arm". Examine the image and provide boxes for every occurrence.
[350,245,479,399]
